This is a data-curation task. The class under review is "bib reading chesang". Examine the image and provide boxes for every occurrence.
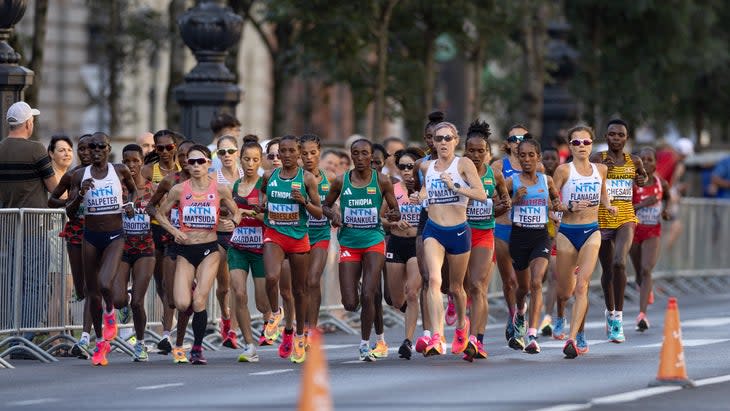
[637,204,661,226]
[607,179,633,201]
[123,209,150,235]
[344,206,378,229]
[467,199,493,222]
[230,226,263,249]
[267,202,300,226]
[182,205,218,229]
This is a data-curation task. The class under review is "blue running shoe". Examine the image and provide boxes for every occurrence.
[605,312,613,339]
[552,317,566,340]
[576,331,589,355]
[505,317,514,341]
[513,313,526,339]
[609,319,626,343]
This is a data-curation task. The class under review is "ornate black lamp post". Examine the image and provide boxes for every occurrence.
[542,21,579,144]
[0,0,34,140]
[174,0,243,145]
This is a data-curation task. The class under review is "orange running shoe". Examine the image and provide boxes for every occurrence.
[451,319,470,354]
[290,335,306,363]
[372,340,389,358]
[475,340,488,359]
[91,340,110,366]
[102,310,118,341]
[425,333,444,357]
[264,308,284,341]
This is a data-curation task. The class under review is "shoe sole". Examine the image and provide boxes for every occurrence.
[372,352,388,358]
[563,342,578,359]
[360,355,375,362]
[462,342,477,361]
[552,332,566,340]
[238,356,260,363]
[222,339,238,349]
[636,320,649,332]
[133,357,149,362]
[508,337,525,351]
[524,344,540,354]
[541,326,553,337]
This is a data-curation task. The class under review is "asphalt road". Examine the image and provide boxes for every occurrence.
[2,293,729,411]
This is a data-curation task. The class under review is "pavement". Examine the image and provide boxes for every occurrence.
[2,293,729,411]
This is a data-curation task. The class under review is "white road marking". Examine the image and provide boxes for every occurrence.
[7,398,59,406]
[638,338,729,348]
[538,340,607,349]
[249,369,293,376]
[682,317,730,327]
[136,383,184,390]
[321,344,357,350]
[342,360,365,364]
[532,373,730,411]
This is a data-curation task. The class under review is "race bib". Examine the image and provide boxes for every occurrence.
[182,205,217,229]
[399,203,422,226]
[267,202,300,226]
[307,211,329,228]
[230,226,263,249]
[637,204,661,226]
[606,179,633,201]
[343,207,378,229]
[512,205,548,228]
[467,199,494,222]
[426,178,459,205]
[170,208,180,228]
[85,186,120,213]
[123,209,150,235]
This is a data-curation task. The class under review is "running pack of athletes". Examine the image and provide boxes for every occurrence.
[58,118,662,366]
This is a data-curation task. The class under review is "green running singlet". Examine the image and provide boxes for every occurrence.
[338,170,384,248]
[467,165,496,230]
[264,168,309,239]
[308,169,331,245]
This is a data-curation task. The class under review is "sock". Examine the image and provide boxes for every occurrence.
[615,311,623,321]
[192,310,208,347]
[423,330,431,338]
[528,328,537,337]
[137,338,145,345]
[162,330,171,339]
[80,332,90,342]
[192,344,202,352]
[360,340,369,347]
[477,333,484,343]
[296,333,304,340]
[376,333,385,343]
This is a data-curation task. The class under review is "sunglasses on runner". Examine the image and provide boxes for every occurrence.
[217,148,238,156]
[156,144,176,152]
[397,163,415,171]
[507,135,531,143]
[88,143,108,150]
[433,135,455,143]
[267,153,280,160]
[570,139,593,146]
[187,158,208,165]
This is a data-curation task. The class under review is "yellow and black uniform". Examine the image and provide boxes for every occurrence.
[599,152,638,230]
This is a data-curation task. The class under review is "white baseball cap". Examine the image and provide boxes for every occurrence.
[674,137,694,157]
[6,101,40,126]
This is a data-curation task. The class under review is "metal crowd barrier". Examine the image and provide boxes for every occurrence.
[2,199,730,367]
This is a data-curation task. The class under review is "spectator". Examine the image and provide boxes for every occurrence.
[136,131,155,157]
[0,101,57,345]
[336,150,351,175]
[48,135,74,179]
[320,149,340,175]
[708,154,730,199]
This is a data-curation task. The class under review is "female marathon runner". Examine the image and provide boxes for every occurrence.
[418,122,486,359]
[322,138,400,362]
[155,145,244,365]
[146,139,196,363]
[552,126,615,358]
[66,132,137,366]
[412,111,443,353]
[260,135,323,364]
[630,147,670,332]
[116,144,157,361]
[590,119,647,343]
[463,119,510,360]
[505,139,563,354]
[491,125,544,349]
[50,134,92,358]
[228,141,270,362]
[142,129,182,354]
[299,134,337,335]
[384,147,424,360]
[213,135,244,349]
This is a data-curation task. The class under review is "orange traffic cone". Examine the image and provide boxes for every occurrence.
[298,330,333,411]
[649,297,695,387]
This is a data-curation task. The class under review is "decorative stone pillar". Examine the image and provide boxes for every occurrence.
[0,0,34,140]
[174,0,243,145]
[542,21,579,144]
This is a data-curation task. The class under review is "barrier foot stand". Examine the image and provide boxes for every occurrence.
[0,336,58,363]
[110,337,135,357]
[317,314,359,335]
[0,356,14,369]
[38,333,77,353]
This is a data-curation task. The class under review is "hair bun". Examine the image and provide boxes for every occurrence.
[428,111,445,122]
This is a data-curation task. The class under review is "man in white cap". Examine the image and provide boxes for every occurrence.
[0,101,58,208]
[0,101,59,346]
